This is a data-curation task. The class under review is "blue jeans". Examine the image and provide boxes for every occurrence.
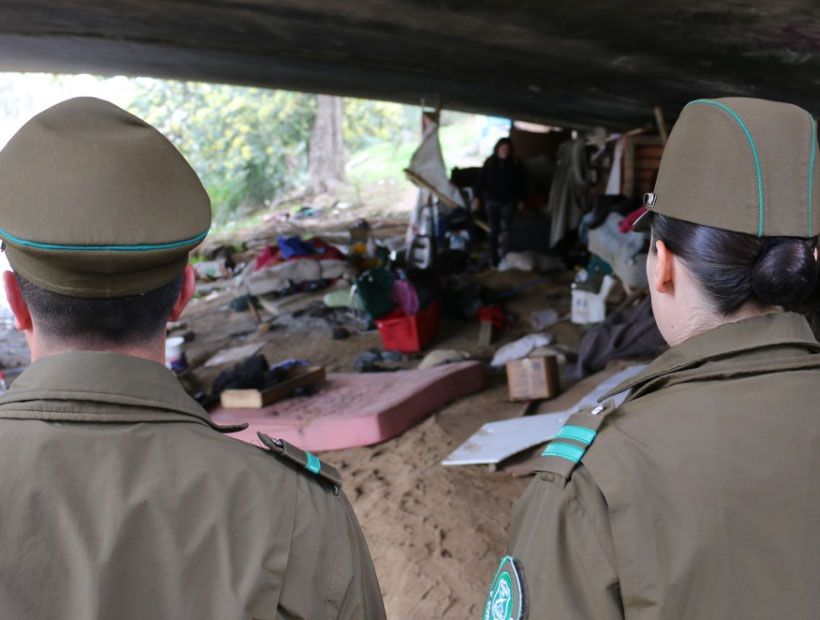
[485,200,515,265]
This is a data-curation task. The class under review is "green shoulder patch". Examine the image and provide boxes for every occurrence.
[257,432,342,488]
[535,399,617,481]
[483,555,527,620]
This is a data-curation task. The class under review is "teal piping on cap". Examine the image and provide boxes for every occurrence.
[542,441,586,463]
[305,451,321,475]
[688,99,764,236]
[807,112,816,236]
[554,425,597,445]
[0,227,209,251]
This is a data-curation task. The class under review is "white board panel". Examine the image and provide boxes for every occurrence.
[441,364,646,466]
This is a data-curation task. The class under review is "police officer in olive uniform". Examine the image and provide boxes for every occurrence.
[0,98,386,620]
[484,98,820,619]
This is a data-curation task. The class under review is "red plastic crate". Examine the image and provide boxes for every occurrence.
[375,301,440,353]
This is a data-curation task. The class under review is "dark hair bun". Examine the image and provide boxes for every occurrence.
[751,239,818,306]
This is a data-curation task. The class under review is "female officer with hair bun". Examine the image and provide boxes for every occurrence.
[482,98,820,619]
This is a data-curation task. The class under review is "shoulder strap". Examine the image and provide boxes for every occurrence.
[534,399,617,483]
[257,432,343,489]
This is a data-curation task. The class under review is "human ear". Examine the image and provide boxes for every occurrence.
[168,264,196,322]
[652,240,675,295]
[3,271,32,332]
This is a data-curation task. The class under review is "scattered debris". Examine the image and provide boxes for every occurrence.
[165,336,188,373]
[193,259,230,280]
[491,333,554,367]
[418,349,470,369]
[375,301,440,353]
[332,327,351,340]
[498,251,564,273]
[529,308,560,331]
[229,294,260,312]
[203,343,264,368]
[571,274,617,324]
[568,296,665,380]
[354,349,405,372]
[220,364,326,409]
[324,287,366,311]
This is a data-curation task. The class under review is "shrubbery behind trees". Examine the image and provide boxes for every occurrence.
[127,79,416,222]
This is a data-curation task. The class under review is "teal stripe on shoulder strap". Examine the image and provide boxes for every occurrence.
[554,425,597,445]
[305,451,321,475]
[542,442,586,463]
[687,99,764,236]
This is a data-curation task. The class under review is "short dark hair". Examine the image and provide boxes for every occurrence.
[15,273,183,346]
[650,213,819,315]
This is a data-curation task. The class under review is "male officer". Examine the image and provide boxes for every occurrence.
[0,97,385,620]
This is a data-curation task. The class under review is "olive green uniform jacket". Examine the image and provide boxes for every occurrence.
[506,312,820,619]
[0,351,385,620]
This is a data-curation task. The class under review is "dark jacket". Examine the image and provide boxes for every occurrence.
[475,156,527,203]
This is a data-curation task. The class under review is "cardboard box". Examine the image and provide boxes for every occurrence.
[506,356,560,401]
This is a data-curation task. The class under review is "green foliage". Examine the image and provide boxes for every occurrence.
[343,98,411,152]
[127,80,420,223]
[127,80,316,222]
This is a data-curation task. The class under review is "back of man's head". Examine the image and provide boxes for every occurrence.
[14,273,183,349]
[0,97,211,351]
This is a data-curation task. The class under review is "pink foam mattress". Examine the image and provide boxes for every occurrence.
[210,361,485,451]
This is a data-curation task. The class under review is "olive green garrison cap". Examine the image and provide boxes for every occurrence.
[0,97,211,297]
[637,97,820,238]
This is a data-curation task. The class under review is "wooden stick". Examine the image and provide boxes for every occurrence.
[403,169,464,210]
[654,106,669,145]
[245,285,262,324]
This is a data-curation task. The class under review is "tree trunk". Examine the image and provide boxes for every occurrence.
[307,95,346,194]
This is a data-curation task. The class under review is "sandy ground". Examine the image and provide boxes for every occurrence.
[173,236,586,618]
[0,214,592,619]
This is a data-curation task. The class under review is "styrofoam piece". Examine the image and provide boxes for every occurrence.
[441,364,646,466]
[211,361,485,451]
[490,333,554,367]
[571,274,617,324]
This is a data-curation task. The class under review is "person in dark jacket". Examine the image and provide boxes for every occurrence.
[472,137,527,265]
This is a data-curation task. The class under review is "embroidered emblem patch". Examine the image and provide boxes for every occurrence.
[483,555,526,620]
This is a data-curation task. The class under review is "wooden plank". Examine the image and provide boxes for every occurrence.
[654,106,669,145]
[635,154,661,168]
[403,168,463,210]
[636,144,665,158]
[472,217,491,233]
[478,320,493,347]
[635,169,658,182]
[623,135,635,198]
[633,135,664,147]
[220,365,326,409]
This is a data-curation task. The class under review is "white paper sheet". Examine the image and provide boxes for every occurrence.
[441,364,646,466]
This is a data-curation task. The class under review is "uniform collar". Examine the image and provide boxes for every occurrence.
[0,351,244,433]
[600,312,820,401]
